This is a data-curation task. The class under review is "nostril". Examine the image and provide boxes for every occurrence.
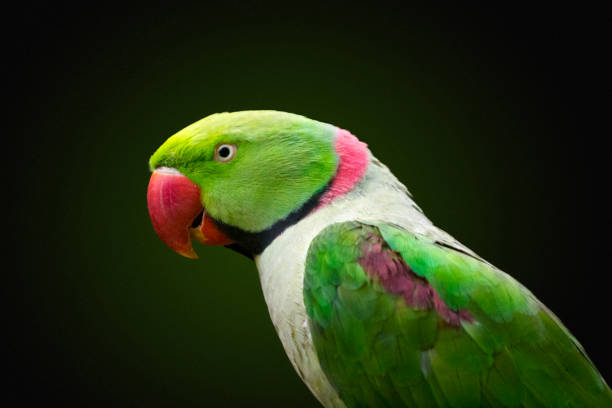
[191,210,204,228]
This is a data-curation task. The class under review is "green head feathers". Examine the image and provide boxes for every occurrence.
[149,111,338,232]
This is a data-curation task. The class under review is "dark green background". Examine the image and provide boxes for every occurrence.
[11,4,607,407]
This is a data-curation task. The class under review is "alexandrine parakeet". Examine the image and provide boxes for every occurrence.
[147,111,610,407]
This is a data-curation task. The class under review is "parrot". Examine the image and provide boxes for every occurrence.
[146,110,610,407]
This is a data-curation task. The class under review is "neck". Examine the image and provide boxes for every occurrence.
[317,128,370,207]
[221,127,370,258]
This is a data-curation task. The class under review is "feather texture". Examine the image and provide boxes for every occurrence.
[304,222,611,407]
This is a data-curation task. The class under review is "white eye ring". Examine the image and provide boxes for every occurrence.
[214,144,237,162]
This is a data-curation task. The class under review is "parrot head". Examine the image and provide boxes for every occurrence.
[147,110,367,259]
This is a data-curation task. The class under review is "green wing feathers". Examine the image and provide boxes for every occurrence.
[303,221,610,407]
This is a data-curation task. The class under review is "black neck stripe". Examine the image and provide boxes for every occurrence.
[220,183,330,259]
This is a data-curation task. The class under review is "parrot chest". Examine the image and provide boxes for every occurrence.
[255,206,350,408]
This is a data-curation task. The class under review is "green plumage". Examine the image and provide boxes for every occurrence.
[304,221,611,407]
[149,111,337,232]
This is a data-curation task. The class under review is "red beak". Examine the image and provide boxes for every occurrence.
[147,168,234,259]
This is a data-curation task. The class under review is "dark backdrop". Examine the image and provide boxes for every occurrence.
[9,4,608,407]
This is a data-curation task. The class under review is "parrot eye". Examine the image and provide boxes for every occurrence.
[214,144,237,162]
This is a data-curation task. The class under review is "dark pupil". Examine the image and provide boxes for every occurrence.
[218,146,231,158]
